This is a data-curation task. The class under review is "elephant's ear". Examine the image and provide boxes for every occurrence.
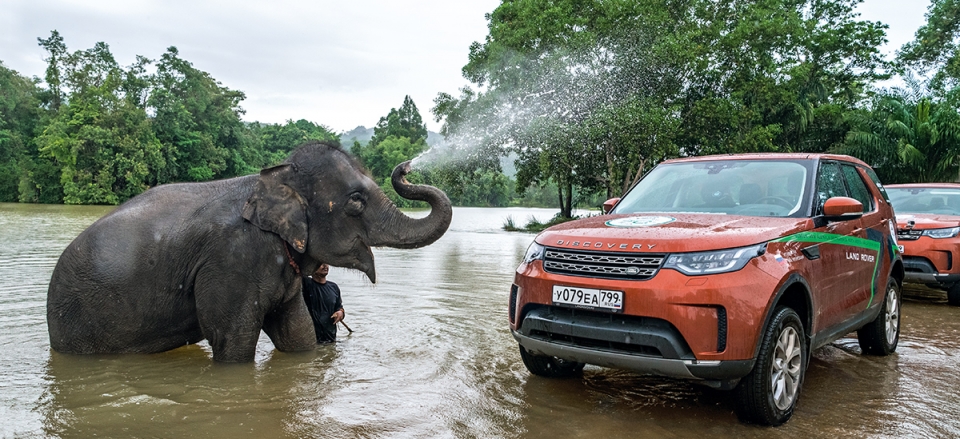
[242,164,309,253]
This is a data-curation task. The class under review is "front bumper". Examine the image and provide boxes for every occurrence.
[899,237,960,286]
[511,257,785,362]
[512,306,755,381]
[902,256,960,285]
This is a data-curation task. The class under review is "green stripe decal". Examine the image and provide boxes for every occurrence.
[771,232,880,251]
[771,231,882,308]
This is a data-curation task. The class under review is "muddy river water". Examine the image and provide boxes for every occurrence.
[1,203,958,438]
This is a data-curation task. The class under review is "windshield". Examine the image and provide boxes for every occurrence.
[612,160,812,217]
[888,187,960,215]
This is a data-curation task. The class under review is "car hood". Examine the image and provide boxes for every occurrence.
[537,213,812,253]
[894,214,960,230]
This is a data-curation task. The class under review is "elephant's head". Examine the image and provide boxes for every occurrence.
[241,141,452,282]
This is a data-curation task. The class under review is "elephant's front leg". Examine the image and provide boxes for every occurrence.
[194,277,270,362]
[263,291,317,352]
[196,305,263,363]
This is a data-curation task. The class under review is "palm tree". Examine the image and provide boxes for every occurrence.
[837,82,960,184]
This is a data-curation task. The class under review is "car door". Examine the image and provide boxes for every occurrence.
[839,163,886,313]
[809,161,868,331]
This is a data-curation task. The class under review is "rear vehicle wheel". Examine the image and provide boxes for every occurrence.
[947,283,960,307]
[518,344,585,378]
[735,307,806,426]
[857,278,901,355]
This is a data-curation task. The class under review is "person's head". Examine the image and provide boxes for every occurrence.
[313,263,329,279]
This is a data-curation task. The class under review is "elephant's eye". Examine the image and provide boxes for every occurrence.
[346,192,366,216]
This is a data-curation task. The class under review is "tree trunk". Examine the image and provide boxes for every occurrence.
[623,158,646,196]
[557,186,566,217]
[605,143,616,199]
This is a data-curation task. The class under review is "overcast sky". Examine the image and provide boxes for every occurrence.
[0,0,931,133]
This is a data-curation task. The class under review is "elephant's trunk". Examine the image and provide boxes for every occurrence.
[369,161,452,249]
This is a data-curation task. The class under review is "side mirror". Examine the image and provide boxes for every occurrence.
[822,196,863,221]
[602,197,621,214]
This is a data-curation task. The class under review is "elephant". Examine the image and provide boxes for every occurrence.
[46,141,452,362]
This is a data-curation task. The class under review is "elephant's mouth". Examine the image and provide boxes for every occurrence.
[338,237,376,283]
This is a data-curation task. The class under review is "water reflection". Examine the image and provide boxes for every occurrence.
[1,204,959,437]
[39,346,334,438]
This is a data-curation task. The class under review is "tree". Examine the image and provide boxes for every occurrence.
[435,0,889,217]
[899,0,960,92]
[0,62,42,202]
[837,83,960,183]
[34,39,164,204]
[579,97,679,198]
[676,0,888,156]
[436,0,691,217]
[353,96,429,178]
[246,119,339,168]
[148,46,250,183]
[369,95,428,146]
[348,96,431,207]
[36,30,67,111]
[5,32,364,204]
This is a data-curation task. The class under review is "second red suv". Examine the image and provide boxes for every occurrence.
[510,153,903,425]
[887,183,960,305]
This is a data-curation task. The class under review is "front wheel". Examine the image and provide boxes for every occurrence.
[947,283,960,307]
[857,278,901,355]
[518,344,584,378]
[735,307,806,426]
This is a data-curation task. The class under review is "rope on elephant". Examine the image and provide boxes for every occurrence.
[283,242,301,275]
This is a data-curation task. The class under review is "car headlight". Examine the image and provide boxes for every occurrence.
[923,227,960,239]
[523,241,545,264]
[663,243,766,275]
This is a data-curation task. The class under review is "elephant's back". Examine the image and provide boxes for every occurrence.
[54,176,255,278]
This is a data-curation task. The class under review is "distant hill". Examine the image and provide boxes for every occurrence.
[339,126,446,148]
[340,126,375,146]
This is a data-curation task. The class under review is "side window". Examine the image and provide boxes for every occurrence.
[816,162,847,215]
[841,165,874,212]
[863,167,890,202]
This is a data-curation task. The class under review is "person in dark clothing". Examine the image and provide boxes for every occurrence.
[301,263,344,343]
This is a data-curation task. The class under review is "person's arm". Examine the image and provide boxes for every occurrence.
[330,283,344,323]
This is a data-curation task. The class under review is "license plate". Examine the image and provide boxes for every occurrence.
[897,245,904,253]
[552,285,623,312]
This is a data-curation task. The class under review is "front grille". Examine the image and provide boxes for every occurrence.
[898,229,922,241]
[542,247,665,280]
[520,306,695,360]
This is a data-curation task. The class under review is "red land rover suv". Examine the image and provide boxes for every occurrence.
[509,153,903,425]
[886,183,960,305]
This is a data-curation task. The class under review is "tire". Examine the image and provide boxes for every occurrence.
[735,307,806,426]
[948,283,960,307]
[857,278,901,355]
[518,344,585,378]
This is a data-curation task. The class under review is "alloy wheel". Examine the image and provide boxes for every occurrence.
[885,285,900,344]
[771,326,803,410]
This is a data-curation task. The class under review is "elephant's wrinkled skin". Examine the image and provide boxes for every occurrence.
[47,141,452,362]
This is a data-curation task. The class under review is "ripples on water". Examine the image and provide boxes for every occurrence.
[1,204,958,438]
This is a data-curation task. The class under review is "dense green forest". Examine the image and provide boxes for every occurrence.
[0,31,554,207]
[2,0,960,213]
[433,0,960,217]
